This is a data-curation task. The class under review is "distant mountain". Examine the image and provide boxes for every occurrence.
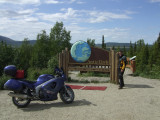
[0,35,36,46]
[0,35,135,48]
[96,42,131,48]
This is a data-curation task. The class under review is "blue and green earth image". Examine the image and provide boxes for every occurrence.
[70,41,91,63]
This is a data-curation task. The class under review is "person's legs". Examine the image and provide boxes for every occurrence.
[121,71,124,87]
[119,70,124,88]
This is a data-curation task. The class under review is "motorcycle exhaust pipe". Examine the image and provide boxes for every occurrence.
[8,92,32,99]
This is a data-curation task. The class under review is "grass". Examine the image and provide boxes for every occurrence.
[78,71,110,77]
[0,75,10,90]
[134,65,160,79]
[67,77,110,84]
[139,73,160,79]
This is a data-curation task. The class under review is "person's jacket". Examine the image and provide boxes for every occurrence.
[118,55,126,71]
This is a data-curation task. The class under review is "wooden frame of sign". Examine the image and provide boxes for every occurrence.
[59,47,119,84]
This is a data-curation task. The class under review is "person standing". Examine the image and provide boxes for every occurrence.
[118,50,126,89]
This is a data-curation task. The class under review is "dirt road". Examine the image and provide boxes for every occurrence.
[0,68,160,120]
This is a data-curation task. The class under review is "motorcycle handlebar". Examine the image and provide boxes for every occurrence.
[54,66,64,76]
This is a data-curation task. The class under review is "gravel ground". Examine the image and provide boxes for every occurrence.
[0,68,160,120]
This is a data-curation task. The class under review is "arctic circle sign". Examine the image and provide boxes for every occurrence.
[59,43,119,84]
[70,41,91,63]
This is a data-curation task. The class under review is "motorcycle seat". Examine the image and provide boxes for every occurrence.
[24,80,36,84]
[17,79,36,84]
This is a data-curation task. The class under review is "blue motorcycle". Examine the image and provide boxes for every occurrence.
[3,65,74,108]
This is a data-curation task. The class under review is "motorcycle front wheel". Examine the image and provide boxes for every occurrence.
[12,97,31,108]
[60,86,74,104]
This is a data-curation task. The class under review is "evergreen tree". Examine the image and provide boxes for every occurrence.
[134,42,137,55]
[101,35,106,49]
[142,44,149,65]
[137,39,145,52]
[0,41,14,76]
[123,45,126,56]
[112,46,115,50]
[148,47,154,69]
[14,38,32,73]
[156,33,160,65]
[157,32,160,48]
[117,46,120,52]
[30,30,50,68]
[87,38,95,47]
[129,41,133,57]
[136,41,149,72]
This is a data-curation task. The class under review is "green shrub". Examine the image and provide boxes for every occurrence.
[0,75,10,90]
[27,68,53,81]
[78,72,110,77]
[135,64,160,79]
[47,56,58,70]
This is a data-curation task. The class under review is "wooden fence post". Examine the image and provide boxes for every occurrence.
[59,53,62,68]
[109,50,112,82]
[111,50,115,83]
[65,48,69,79]
[62,50,66,74]
[115,53,119,84]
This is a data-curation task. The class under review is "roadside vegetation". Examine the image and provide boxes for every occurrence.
[0,21,160,89]
[78,72,110,77]
[127,35,160,79]
[0,22,69,89]
[67,77,109,84]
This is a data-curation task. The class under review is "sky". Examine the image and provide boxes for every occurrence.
[0,0,160,44]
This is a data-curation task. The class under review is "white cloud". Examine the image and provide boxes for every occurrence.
[0,0,40,5]
[37,8,78,22]
[0,8,42,40]
[124,10,137,15]
[69,0,76,3]
[45,0,64,4]
[150,0,160,2]
[70,0,85,4]
[43,0,85,4]
[0,6,132,42]
[77,1,85,4]
[88,11,131,23]
[0,17,52,40]
[66,24,130,43]
[0,8,38,20]
[37,8,132,23]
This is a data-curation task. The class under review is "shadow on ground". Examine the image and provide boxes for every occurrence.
[21,99,96,112]
[125,84,154,88]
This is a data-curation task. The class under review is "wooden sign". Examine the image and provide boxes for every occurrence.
[59,47,119,84]
[69,47,109,65]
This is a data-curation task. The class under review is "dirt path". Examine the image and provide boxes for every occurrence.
[0,68,160,120]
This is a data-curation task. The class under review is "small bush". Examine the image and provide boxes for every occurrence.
[47,56,58,70]
[78,71,110,77]
[135,65,160,79]
[27,68,53,81]
[0,75,10,90]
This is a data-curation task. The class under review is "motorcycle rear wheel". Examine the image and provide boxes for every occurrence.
[60,86,74,104]
[12,97,31,108]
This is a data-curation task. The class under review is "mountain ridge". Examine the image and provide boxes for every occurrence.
[0,35,36,46]
[0,35,132,47]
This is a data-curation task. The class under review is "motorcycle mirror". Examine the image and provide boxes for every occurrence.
[61,67,63,71]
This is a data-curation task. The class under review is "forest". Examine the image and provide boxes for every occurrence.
[0,21,160,89]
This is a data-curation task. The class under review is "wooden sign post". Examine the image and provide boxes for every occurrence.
[59,47,119,84]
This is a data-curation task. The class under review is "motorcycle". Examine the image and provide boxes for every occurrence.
[3,65,74,108]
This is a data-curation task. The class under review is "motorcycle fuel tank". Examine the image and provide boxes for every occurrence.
[34,74,54,87]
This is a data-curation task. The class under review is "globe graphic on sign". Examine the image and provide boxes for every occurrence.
[70,41,91,63]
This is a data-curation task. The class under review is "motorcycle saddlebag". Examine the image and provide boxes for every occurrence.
[4,65,17,77]
[4,79,23,91]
